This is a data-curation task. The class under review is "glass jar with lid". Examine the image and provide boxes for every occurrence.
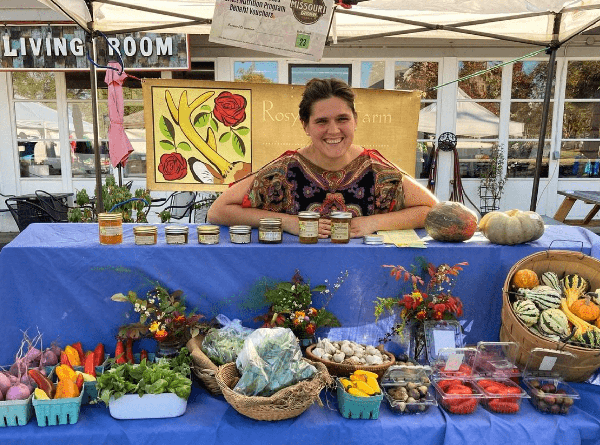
[165,225,189,244]
[197,225,220,244]
[133,225,158,245]
[258,218,282,244]
[298,211,320,244]
[229,225,252,244]
[98,213,123,245]
[330,211,352,244]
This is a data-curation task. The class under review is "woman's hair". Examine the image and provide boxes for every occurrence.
[298,78,356,125]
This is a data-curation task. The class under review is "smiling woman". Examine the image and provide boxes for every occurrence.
[207,78,437,238]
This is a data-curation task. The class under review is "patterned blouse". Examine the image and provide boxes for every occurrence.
[242,148,405,217]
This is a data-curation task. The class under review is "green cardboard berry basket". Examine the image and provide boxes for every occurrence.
[32,390,84,427]
[0,395,33,427]
[336,381,383,420]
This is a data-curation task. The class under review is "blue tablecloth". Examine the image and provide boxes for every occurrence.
[1,223,600,444]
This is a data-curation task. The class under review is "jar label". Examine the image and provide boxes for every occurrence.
[330,222,349,240]
[100,226,122,236]
[259,230,282,241]
[231,233,251,243]
[199,234,219,244]
[166,234,187,244]
[299,220,318,238]
[135,234,156,245]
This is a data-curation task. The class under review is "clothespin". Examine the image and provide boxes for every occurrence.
[335,0,353,9]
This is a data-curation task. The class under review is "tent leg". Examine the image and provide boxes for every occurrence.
[529,46,557,212]
[87,33,105,213]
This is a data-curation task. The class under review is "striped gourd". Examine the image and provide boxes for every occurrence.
[572,328,600,349]
[513,299,539,326]
[540,272,561,292]
[517,285,562,310]
[528,325,560,342]
[538,308,570,337]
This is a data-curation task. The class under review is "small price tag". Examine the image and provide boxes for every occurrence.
[445,353,464,371]
[539,356,557,372]
[295,33,311,49]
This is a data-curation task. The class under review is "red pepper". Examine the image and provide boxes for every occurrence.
[60,351,73,368]
[84,352,97,377]
[126,338,134,364]
[140,349,148,362]
[93,342,105,367]
[75,373,84,392]
[71,342,85,364]
[28,369,56,399]
[114,340,126,364]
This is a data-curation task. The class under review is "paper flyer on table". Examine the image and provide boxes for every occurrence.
[209,0,334,61]
[377,230,427,248]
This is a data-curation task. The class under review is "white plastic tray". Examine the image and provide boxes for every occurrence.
[108,393,187,419]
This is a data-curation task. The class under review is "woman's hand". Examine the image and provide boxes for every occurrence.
[318,218,331,238]
[349,216,379,238]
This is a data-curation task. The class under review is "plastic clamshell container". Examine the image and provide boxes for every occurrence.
[32,390,84,427]
[0,395,33,427]
[431,347,477,378]
[432,377,483,415]
[108,393,188,419]
[521,348,580,415]
[473,377,528,414]
[336,379,383,420]
[472,341,521,379]
[381,365,437,414]
[423,320,464,363]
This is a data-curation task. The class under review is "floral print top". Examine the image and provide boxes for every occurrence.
[242,148,406,216]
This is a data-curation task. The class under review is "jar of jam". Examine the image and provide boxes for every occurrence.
[165,225,189,244]
[98,212,123,245]
[298,211,320,244]
[133,225,158,245]
[330,211,352,244]
[258,218,282,244]
[197,225,220,244]
[229,225,252,244]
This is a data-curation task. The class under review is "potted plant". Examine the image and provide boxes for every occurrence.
[477,144,507,216]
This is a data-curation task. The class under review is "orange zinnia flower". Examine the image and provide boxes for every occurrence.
[154,330,168,340]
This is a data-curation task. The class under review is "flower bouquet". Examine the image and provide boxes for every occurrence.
[374,257,468,362]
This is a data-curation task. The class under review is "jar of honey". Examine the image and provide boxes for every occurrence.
[258,218,282,244]
[197,225,220,244]
[133,225,158,245]
[330,211,352,244]
[298,211,320,244]
[98,213,123,245]
[229,225,252,244]
[165,225,189,244]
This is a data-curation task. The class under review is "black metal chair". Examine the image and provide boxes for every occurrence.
[34,190,70,222]
[5,197,61,232]
[148,191,197,223]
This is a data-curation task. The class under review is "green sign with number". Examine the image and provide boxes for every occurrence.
[295,34,311,49]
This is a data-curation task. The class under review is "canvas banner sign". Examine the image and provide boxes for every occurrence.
[142,79,421,191]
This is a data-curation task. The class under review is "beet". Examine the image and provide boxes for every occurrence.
[9,360,28,377]
[24,347,41,366]
[0,388,4,401]
[40,350,58,367]
[6,383,30,401]
[0,373,10,395]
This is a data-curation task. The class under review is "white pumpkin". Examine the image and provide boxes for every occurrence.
[479,209,545,245]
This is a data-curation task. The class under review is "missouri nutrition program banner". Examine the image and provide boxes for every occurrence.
[209,0,334,61]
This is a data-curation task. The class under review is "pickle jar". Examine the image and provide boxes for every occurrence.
[133,225,158,245]
[197,224,220,244]
[229,225,252,244]
[258,218,283,244]
[165,225,189,244]
[298,211,320,244]
[330,211,352,244]
[98,212,123,245]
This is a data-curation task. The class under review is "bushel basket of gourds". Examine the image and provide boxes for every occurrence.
[500,250,600,382]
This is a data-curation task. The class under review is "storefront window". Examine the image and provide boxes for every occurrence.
[395,61,439,178]
[361,61,385,89]
[234,61,278,83]
[507,61,555,178]
[173,61,215,80]
[13,72,61,177]
[559,61,600,178]
[289,65,351,85]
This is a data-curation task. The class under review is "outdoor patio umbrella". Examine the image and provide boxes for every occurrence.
[105,61,134,183]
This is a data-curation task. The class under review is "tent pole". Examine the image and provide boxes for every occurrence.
[87,32,105,213]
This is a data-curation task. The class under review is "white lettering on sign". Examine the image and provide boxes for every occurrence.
[140,37,152,56]
[70,38,84,56]
[156,37,172,56]
[3,36,17,56]
[123,37,136,56]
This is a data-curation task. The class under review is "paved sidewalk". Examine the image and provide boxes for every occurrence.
[0,232,18,251]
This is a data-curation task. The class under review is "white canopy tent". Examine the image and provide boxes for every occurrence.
[35,0,600,211]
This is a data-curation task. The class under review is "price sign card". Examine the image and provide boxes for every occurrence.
[210,0,334,61]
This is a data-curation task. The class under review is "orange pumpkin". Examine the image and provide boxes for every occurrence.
[512,269,539,289]
[570,296,600,322]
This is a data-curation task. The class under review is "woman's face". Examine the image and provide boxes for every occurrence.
[303,96,357,163]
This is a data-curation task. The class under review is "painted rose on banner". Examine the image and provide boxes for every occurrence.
[157,88,252,185]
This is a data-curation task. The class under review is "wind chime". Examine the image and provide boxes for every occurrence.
[426,132,465,203]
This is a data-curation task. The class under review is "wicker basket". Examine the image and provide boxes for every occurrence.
[304,344,396,378]
[500,250,600,382]
[186,336,222,395]
[215,359,332,421]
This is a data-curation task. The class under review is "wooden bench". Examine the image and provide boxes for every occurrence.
[553,190,600,227]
